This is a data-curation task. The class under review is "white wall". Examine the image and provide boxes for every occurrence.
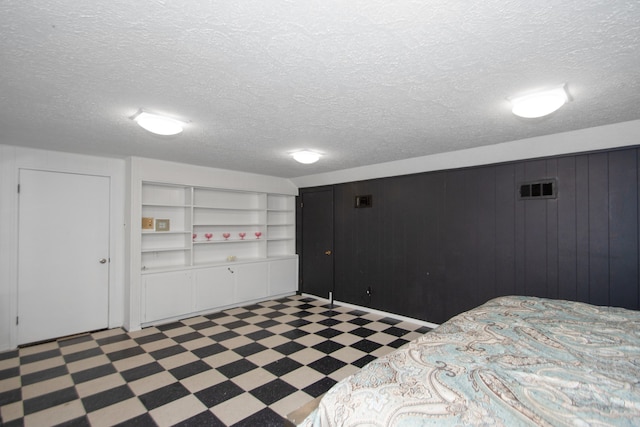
[0,145,127,352]
[0,150,299,351]
[291,120,640,187]
[130,157,299,195]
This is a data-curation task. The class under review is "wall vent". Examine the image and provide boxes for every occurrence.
[519,179,557,200]
[355,195,373,208]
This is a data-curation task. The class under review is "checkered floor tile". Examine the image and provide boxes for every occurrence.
[0,295,432,426]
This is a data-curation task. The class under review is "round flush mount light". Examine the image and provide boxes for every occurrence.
[509,85,569,119]
[292,150,321,164]
[131,110,186,135]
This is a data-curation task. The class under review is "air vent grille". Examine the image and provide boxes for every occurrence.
[519,179,557,200]
[355,195,373,208]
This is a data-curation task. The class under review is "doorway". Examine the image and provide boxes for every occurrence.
[18,169,110,345]
[299,187,334,299]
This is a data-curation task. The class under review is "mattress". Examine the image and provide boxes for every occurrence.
[299,296,640,426]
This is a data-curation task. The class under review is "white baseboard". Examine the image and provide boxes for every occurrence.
[300,293,439,330]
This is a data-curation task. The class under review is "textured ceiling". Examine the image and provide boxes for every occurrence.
[1,0,638,178]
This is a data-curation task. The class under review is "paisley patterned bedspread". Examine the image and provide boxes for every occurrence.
[300,296,640,426]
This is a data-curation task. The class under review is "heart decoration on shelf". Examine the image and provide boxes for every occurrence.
[223,233,231,240]
[192,233,197,241]
[239,232,246,240]
[205,233,213,241]
[255,231,262,239]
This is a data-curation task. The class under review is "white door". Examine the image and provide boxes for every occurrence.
[18,169,110,345]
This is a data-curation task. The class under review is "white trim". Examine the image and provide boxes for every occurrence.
[132,156,298,195]
[301,293,440,330]
[140,292,297,329]
[291,119,640,187]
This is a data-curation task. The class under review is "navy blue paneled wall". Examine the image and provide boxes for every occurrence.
[325,147,640,324]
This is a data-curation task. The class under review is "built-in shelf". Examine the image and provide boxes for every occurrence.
[193,239,264,244]
[140,182,295,273]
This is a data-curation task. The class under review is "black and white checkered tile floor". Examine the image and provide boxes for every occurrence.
[0,295,432,426]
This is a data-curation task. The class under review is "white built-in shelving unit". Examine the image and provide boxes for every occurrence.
[136,181,297,326]
[140,183,295,272]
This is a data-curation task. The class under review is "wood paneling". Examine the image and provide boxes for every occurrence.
[557,156,578,301]
[546,159,559,300]
[494,164,517,297]
[609,150,638,309]
[303,146,640,323]
[475,167,498,306]
[334,180,384,307]
[588,153,610,306]
[575,155,591,303]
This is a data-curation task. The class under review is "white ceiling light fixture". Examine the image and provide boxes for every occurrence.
[509,85,569,119]
[292,150,321,164]
[131,110,186,135]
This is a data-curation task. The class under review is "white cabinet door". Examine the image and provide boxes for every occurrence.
[142,259,292,325]
[235,262,268,302]
[143,271,192,322]
[193,266,235,312]
[269,258,298,296]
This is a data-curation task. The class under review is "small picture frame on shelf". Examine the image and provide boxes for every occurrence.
[142,217,154,229]
[155,219,170,232]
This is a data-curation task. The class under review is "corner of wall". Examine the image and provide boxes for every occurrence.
[124,157,142,332]
[0,145,18,351]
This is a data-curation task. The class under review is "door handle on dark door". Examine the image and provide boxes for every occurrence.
[99,258,107,264]
[324,250,332,255]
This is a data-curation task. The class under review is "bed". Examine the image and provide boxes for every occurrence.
[299,296,640,426]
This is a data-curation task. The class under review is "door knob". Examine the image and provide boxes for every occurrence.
[324,250,332,255]
[99,258,107,264]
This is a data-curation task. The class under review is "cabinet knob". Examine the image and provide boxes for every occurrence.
[99,258,107,264]
[324,250,332,256]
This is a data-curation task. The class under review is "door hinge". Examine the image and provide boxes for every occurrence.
[16,316,19,325]
[17,184,20,194]
[300,202,303,208]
